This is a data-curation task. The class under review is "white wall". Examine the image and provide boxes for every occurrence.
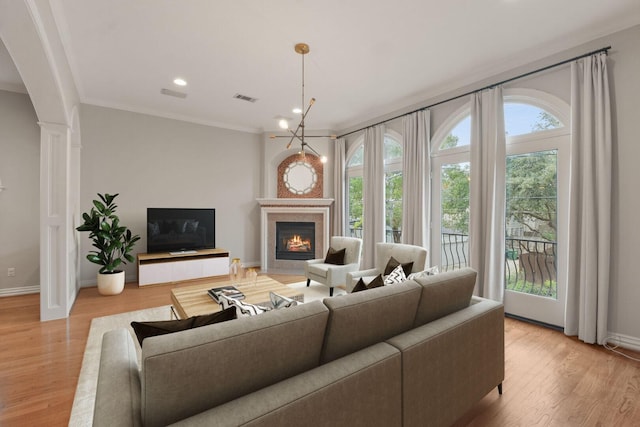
[78,105,263,285]
[0,90,40,294]
[605,25,640,344]
[342,25,640,345]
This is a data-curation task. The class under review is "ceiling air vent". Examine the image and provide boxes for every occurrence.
[233,93,258,103]
[160,88,187,98]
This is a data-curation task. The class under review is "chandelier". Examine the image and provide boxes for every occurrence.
[271,43,335,163]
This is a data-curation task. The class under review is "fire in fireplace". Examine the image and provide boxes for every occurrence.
[276,221,315,261]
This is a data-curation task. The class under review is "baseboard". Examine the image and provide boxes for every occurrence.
[605,331,640,352]
[0,285,40,297]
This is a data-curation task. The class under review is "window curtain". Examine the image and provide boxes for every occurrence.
[362,125,385,268]
[469,87,506,302]
[565,53,612,345]
[401,110,431,250]
[332,138,346,236]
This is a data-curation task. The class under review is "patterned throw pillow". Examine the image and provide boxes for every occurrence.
[384,256,414,276]
[384,264,407,285]
[218,294,271,316]
[269,291,298,309]
[407,266,440,280]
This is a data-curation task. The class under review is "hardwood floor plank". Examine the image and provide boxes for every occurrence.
[1,276,639,426]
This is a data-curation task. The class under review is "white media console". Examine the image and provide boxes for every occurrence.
[137,248,230,286]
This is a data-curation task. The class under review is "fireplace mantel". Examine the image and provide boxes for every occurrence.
[257,198,334,207]
[258,198,333,273]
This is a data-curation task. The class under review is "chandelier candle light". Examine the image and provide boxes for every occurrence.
[271,43,335,162]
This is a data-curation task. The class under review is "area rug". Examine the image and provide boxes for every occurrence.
[68,281,339,426]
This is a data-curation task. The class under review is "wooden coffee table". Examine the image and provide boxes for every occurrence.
[170,276,305,319]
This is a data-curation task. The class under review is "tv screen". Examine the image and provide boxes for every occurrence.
[146,208,216,254]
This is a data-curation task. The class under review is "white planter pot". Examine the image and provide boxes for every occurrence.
[97,270,125,295]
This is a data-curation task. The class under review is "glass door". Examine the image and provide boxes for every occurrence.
[504,135,568,327]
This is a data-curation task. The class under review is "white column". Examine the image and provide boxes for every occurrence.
[39,121,76,321]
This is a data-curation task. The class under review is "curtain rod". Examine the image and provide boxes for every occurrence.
[337,45,611,139]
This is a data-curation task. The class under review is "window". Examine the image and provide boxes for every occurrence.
[431,89,568,275]
[346,145,364,238]
[345,133,403,242]
[384,137,403,242]
[431,107,472,271]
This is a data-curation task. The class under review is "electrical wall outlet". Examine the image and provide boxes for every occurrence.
[7,267,15,277]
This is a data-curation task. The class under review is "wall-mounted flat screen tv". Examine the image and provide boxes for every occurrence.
[146,208,216,254]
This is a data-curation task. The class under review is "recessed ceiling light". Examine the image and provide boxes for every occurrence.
[173,78,187,86]
[292,107,302,114]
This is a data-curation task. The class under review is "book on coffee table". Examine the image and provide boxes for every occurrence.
[208,286,245,303]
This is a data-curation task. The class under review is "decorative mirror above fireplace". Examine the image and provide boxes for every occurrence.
[277,153,323,198]
[283,161,317,195]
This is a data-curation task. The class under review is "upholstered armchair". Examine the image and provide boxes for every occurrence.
[304,236,363,296]
[346,242,428,292]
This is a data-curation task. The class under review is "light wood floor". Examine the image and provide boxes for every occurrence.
[1,275,639,426]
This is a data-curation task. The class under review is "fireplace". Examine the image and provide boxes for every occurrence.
[258,198,332,273]
[276,222,315,260]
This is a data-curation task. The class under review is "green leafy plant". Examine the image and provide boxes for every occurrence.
[76,193,140,274]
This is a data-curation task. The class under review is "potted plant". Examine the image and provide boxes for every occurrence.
[76,193,140,295]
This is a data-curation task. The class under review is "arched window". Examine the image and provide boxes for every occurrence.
[345,133,403,242]
[431,88,569,327]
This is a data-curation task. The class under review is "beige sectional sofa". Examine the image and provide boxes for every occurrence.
[93,268,504,427]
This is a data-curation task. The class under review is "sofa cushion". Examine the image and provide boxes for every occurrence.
[130,307,237,345]
[140,300,330,427]
[324,247,346,265]
[384,256,414,276]
[182,343,403,427]
[412,267,477,327]
[307,263,330,278]
[320,281,422,364]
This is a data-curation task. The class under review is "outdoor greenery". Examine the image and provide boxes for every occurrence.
[348,110,559,247]
[440,111,558,241]
[505,276,557,298]
[506,150,557,241]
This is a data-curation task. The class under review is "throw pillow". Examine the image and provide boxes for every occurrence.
[269,291,298,309]
[384,264,407,285]
[384,256,414,276]
[324,247,346,265]
[352,274,384,292]
[407,266,440,280]
[130,306,237,346]
[219,294,271,316]
[352,278,368,293]
[368,273,385,288]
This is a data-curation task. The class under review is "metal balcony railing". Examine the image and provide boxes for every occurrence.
[441,233,557,298]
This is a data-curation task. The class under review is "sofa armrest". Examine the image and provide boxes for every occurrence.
[93,329,142,427]
[324,262,361,284]
[170,343,402,427]
[386,298,504,427]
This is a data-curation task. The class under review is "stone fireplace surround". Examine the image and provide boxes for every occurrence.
[257,198,333,273]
